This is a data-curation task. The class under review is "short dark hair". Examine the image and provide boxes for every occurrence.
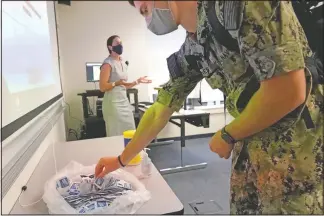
[106,35,119,54]
[128,0,135,7]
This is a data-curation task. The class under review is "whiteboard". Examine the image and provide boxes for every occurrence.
[2,1,62,128]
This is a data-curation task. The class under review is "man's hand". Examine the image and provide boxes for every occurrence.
[209,130,233,159]
[95,156,121,178]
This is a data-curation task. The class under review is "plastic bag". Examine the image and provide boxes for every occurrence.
[43,161,151,214]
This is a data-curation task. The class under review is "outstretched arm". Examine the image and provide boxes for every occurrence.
[123,76,152,89]
[120,102,173,164]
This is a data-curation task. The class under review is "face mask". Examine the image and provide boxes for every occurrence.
[112,44,123,55]
[146,1,178,35]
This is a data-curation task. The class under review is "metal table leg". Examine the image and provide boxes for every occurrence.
[136,107,174,147]
[148,138,174,147]
[160,118,207,175]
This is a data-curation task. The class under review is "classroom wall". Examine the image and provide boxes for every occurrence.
[56,1,149,134]
[2,114,66,214]
[56,1,232,140]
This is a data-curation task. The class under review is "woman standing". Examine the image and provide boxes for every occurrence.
[99,35,151,137]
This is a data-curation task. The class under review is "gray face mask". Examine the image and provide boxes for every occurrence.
[146,2,178,35]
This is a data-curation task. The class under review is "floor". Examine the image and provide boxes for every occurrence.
[148,137,232,214]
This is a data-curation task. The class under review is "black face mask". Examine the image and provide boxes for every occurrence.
[112,44,123,55]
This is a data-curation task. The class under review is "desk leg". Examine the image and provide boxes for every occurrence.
[180,118,185,166]
[160,118,207,175]
[82,95,89,119]
[148,137,174,148]
[138,109,174,147]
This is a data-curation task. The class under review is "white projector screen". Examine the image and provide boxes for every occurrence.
[2,1,62,131]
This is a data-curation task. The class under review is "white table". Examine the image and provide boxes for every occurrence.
[138,104,210,175]
[10,136,184,215]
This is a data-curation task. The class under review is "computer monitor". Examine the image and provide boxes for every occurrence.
[86,63,101,82]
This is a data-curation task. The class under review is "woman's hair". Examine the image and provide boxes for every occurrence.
[128,0,135,7]
[106,35,120,54]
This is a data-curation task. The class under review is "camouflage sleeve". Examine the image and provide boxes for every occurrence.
[238,1,310,81]
[156,35,204,111]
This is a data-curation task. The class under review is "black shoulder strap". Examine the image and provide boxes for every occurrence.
[208,1,317,130]
[207,1,240,53]
[223,94,226,125]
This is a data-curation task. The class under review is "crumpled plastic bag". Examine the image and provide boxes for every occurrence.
[43,161,151,214]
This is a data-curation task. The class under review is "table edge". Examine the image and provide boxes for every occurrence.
[164,206,184,215]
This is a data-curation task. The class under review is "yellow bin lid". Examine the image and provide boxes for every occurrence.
[123,130,136,139]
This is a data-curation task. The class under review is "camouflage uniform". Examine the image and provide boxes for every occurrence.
[157,1,323,214]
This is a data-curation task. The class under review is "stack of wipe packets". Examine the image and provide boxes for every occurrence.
[56,174,133,214]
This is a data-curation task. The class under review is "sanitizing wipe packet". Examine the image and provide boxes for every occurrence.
[43,161,151,214]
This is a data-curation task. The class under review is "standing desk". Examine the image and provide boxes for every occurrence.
[138,104,210,175]
[76,88,141,139]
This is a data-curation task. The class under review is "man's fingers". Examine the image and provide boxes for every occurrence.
[97,172,104,178]
[210,146,217,154]
[95,166,103,178]
[209,143,214,151]
[95,162,104,177]
[97,167,109,178]
[217,151,225,158]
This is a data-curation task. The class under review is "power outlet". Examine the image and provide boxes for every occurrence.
[189,200,223,214]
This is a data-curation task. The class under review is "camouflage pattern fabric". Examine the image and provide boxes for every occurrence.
[230,86,323,214]
[156,0,323,214]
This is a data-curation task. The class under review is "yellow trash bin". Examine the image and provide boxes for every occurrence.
[123,130,142,166]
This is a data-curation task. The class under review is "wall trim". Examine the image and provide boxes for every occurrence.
[2,101,65,200]
[2,113,66,214]
[2,93,63,141]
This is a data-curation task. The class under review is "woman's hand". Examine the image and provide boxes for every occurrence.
[95,156,121,178]
[137,76,152,84]
[115,79,126,86]
[121,81,136,87]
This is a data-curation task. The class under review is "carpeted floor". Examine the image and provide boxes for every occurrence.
[148,137,232,214]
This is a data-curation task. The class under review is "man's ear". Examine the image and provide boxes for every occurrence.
[108,46,112,51]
